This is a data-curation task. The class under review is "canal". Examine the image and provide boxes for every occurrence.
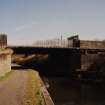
[47,77,105,105]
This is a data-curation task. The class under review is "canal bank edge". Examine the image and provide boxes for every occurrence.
[24,69,54,105]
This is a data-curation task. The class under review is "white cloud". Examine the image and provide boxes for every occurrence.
[15,23,35,32]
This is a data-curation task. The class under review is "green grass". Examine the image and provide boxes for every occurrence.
[24,70,45,105]
[0,70,14,81]
[0,48,4,51]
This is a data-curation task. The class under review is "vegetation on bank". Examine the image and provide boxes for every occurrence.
[0,70,14,81]
[24,70,45,105]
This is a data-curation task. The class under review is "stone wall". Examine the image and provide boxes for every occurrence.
[67,35,105,49]
[0,34,13,77]
[0,49,13,76]
[80,40,105,49]
[67,35,105,71]
[80,40,105,71]
[81,53,99,71]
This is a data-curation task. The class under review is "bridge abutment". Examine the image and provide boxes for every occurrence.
[0,34,13,77]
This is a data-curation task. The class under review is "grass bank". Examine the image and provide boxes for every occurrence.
[0,70,14,81]
[24,70,45,105]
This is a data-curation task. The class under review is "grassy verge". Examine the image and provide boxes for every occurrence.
[0,70,14,81]
[24,70,45,105]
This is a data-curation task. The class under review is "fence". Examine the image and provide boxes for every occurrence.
[33,39,68,48]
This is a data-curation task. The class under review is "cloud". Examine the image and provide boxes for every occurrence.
[15,23,35,32]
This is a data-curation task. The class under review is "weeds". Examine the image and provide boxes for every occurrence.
[0,70,14,81]
[24,70,45,105]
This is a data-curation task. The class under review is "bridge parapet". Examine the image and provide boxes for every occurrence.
[80,40,105,49]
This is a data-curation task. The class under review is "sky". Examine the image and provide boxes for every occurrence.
[0,0,105,45]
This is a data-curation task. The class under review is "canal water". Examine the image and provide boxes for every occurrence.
[47,77,105,105]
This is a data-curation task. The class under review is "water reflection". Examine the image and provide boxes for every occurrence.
[48,78,105,105]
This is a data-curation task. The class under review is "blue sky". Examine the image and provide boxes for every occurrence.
[0,0,105,45]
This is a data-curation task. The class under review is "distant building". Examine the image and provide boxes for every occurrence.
[67,35,80,47]
[67,35,105,49]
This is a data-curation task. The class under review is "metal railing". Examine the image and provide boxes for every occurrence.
[33,39,69,48]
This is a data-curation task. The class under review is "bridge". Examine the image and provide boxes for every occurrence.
[9,46,105,54]
[6,35,105,79]
[9,45,105,78]
[10,46,80,54]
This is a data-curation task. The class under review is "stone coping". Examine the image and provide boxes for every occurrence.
[0,48,13,55]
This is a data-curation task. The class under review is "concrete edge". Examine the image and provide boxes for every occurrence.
[39,77,55,105]
[41,86,55,105]
[0,48,13,55]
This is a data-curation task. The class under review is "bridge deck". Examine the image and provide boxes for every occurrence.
[9,46,105,54]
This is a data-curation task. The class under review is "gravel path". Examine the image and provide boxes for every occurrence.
[0,70,28,105]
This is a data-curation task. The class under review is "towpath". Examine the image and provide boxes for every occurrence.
[0,70,28,105]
